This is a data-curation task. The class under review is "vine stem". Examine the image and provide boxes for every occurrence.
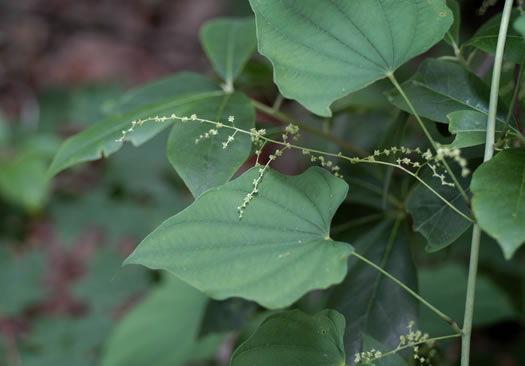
[351,251,463,335]
[251,99,369,157]
[386,73,470,203]
[461,1,515,364]
[363,333,462,364]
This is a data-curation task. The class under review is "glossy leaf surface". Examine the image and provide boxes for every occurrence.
[167,91,255,197]
[250,0,452,116]
[48,73,221,176]
[388,59,512,124]
[407,171,471,251]
[471,150,525,259]
[326,220,417,357]
[231,310,346,366]
[125,167,353,309]
[200,17,256,86]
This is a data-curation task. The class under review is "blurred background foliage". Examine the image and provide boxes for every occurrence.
[0,1,524,365]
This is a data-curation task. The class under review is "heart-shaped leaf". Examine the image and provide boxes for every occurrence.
[200,17,256,88]
[249,0,453,116]
[167,91,255,198]
[124,166,353,309]
[48,73,221,177]
[230,310,346,366]
[471,149,525,259]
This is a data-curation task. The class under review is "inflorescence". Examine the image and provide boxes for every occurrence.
[354,321,437,365]
[115,113,471,219]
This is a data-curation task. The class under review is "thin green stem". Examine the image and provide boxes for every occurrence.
[363,333,462,364]
[352,251,463,335]
[461,1,515,365]
[122,113,474,224]
[387,73,470,203]
[252,99,369,157]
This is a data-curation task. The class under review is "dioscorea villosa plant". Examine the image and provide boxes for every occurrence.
[48,0,525,365]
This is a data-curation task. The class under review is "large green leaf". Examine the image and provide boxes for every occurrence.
[326,220,417,357]
[101,275,214,366]
[465,9,525,63]
[419,263,515,336]
[249,0,453,117]
[167,91,255,197]
[230,310,346,366]
[200,17,256,88]
[407,170,472,252]
[388,59,513,124]
[125,166,353,309]
[48,73,221,176]
[471,149,525,259]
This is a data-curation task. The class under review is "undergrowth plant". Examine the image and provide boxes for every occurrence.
[47,1,525,365]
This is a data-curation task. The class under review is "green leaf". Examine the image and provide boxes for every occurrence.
[445,0,461,46]
[388,59,513,125]
[419,263,515,336]
[447,110,491,148]
[48,73,221,177]
[249,0,453,116]
[230,309,346,366]
[200,17,256,88]
[167,91,255,197]
[407,170,472,251]
[101,275,210,366]
[471,149,525,259]
[515,15,525,41]
[465,9,525,63]
[0,152,51,212]
[0,248,46,315]
[125,166,353,309]
[361,334,408,366]
[326,220,417,357]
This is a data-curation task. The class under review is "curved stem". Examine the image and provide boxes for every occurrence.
[365,333,462,363]
[387,73,470,203]
[252,99,369,157]
[461,1,515,365]
[352,251,463,335]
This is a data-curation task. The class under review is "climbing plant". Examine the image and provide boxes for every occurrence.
[47,1,525,365]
